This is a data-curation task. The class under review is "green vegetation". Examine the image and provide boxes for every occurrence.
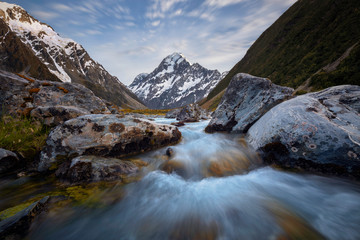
[0,200,34,220]
[310,43,360,90]
[0,115,50,160]
[204,0,360,107]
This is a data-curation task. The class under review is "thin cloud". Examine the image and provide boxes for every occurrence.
[32,10,59,21]
[146,0,187,19]
[86,29,102,35]
[151,20,160,27]
[203,0,247,8]
[52,3,73,12]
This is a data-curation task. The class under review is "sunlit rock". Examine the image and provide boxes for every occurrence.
[39,115,181,171]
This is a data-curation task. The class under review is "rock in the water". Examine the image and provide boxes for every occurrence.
[39,114,181,171]
[55,155,138,183]
[0,70,110,126]
[0,196,50,240]
[247,85,360,179]
[177,104,209,122]
[165,108,181,118]
[0,148,19,174]
[205,73,293,133]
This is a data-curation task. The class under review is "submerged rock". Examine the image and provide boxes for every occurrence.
[0,70,110,126]
[205,73,293,133]
[0,148,19,174]
[39,114,181,171]
[56,155,139,183]
[0,196,50,240]
[247,85,360,179]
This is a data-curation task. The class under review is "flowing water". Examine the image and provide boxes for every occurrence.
[29,119,360,239]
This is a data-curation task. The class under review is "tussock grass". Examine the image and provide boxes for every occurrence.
[0,115,50,159]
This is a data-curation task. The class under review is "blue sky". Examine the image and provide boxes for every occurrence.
[5,0,296,85]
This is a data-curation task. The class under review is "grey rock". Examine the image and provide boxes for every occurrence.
[165,108,181,118]
[247,85,360,179]
[206,73,294,133]
[0,70,111,125]
[55,155,138,183]
[0,196,50,240]
[165,104,209,122]
[0,148,19,174]
[129,53,226,109]
[39,114,182,171]
[176,104,209,122]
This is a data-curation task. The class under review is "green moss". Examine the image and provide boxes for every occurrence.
[0,201,33,220]
[0,115,50,160]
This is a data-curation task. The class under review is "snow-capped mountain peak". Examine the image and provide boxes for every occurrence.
[129,53,226,109]
[163,52,189,66]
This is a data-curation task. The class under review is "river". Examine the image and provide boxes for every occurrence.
[30,119,360,240]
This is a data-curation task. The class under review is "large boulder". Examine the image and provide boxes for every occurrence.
[205,73,293,133]
[55,155,139,183]
[0,70,110,126]
[39,114,181,171]
[247,85,360,179]
[0,148,19,174]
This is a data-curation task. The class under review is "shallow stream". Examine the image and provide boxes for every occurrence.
[20,119,360,239]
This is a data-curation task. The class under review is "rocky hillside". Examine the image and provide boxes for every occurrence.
[0,2,145,109]
[129,53,226,109]
[203,0,360,108]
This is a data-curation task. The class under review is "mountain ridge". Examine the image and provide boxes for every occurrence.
[129,52,226,109]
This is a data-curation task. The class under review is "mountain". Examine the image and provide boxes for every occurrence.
[203,0,360,109]
[0,2,145,109]
[129,53,226,109]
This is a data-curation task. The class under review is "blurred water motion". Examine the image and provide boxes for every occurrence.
[30,119,360,240]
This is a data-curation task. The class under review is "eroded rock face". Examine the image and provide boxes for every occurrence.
[0,70,110,126]
[205,73,293,133]
[55,155,138,183]
[247,85,360,179]
[39,115,181,171]
[0,148,19,174]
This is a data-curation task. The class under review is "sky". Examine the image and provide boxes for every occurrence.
[4,0,296,85]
